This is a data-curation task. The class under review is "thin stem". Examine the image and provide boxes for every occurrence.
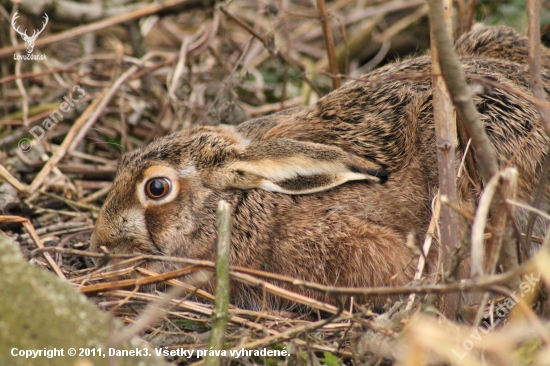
[205,200,232,366]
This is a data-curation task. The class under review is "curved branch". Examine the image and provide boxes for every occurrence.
[426,0,499,182]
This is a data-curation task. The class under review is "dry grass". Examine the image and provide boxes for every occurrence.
[1,1,550,365]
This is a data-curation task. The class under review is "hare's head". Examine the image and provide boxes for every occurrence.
[90,125,387,269]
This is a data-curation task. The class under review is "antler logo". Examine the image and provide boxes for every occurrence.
[11,11,49,54]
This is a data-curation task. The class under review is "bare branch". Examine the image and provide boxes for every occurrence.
[205,201,232,366]
[316,0,340,89]
[527,0,550,136]
[427,0,499,182]
[429,0,459,318]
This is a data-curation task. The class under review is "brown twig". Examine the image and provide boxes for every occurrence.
[527,0,550,136]
[487,169,520,280]
[467,0,477,33]
[0,164,28,194]
[406,193,441,310]
[79,265,203,294]
[430,0,459,318]
[315,15,382,73]
[205,201,232,366]
[137,267,216,303]
[37,189,100,212]
[427,0,499,182]
[316,0,340,89]
[470,171,500,276]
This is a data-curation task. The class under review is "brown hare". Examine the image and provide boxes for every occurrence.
[90,26,549,310]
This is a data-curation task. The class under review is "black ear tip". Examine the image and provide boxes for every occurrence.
[350,164,389,183]
[372,168,389,183]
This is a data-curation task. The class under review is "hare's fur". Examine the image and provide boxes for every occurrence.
[91,26,550,310]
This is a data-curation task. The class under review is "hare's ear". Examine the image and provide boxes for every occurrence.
[216,139,387,194]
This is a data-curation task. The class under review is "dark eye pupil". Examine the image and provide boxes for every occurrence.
[149,180,165,196]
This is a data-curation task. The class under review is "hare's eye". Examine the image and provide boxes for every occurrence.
[145,178,171,199]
